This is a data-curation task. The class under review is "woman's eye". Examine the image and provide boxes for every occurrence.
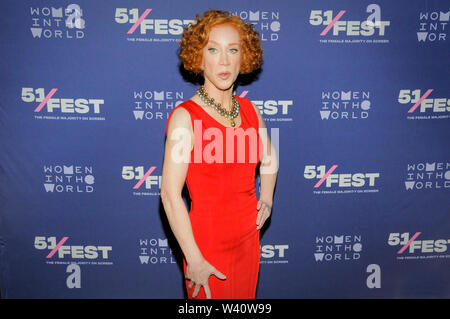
[229,48,238,53]
[208,48,217,53]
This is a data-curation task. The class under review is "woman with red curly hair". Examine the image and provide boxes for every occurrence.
[161,9,278,299]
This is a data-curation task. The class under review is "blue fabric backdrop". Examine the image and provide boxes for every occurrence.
[0,0,449,298]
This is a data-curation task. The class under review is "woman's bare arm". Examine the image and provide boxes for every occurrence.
[251,102,278,230]
[160,107,204,265]
[160,107,226,298]
[251,102,278,206]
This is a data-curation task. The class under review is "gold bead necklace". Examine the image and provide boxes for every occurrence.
[196,86,240,127]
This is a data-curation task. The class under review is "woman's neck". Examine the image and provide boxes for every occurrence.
[203,81,234,112]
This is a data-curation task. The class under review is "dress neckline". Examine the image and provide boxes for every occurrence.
[187,97,243,129]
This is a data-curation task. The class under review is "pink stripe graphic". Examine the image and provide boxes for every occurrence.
[314,165,338,188]
[397,232,421,254]
[34,88,58,112]
[320,10,346,36]
[127,9,152,34]
[407,89,433,113]
[239,91,249,98]
[133,166,156,189]
[46,237,69,258]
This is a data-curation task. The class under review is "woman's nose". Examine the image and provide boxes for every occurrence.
[219,51,230,65]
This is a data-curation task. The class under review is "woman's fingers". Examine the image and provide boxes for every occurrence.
[256,201,264,224]
[204,284,211,299]
[212,268,226,280]
[256,212,265,229]
[187,261,227,298]
[190,283,212,299]
[192,284,200,298]
[256,200,271,230]
[256,210,264,226]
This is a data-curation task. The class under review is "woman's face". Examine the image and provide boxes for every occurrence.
[201,24,241,91]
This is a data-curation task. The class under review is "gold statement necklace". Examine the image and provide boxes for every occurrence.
[196,86,240,127]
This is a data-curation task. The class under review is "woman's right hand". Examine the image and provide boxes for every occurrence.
[185,258,226,299]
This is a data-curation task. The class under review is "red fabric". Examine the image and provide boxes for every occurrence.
[166,96,263,298]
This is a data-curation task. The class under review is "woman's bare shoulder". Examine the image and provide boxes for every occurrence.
[167,101,194,132]
[246,99,266,128]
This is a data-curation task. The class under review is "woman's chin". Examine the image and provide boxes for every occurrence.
[207,79,237,91]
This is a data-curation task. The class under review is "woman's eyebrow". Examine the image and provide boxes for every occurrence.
[207,40,240,46]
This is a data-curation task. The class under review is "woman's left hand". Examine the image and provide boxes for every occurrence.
[256,199,272,230]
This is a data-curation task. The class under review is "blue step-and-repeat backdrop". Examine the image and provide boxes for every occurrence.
[0,0,449,298]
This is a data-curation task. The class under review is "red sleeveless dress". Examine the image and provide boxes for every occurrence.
[166,95,263,299]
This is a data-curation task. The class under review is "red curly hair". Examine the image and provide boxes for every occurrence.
[179,10,263,75]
